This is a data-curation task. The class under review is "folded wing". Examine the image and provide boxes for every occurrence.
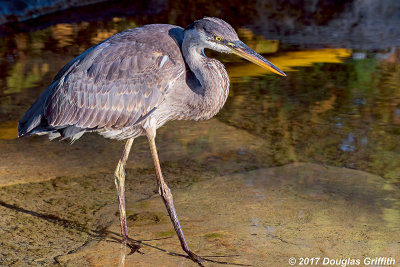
[45,39,183,132]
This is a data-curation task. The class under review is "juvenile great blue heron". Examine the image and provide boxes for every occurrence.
[18,17,285,262]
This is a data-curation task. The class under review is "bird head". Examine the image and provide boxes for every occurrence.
[185,17,286,76]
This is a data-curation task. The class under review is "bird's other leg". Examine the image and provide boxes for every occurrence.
[145,128,203,263]
[114,138,134,243]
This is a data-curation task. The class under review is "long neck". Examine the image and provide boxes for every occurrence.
[181,31,229,120]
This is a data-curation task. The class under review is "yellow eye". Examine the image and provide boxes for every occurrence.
[215,36,223,41]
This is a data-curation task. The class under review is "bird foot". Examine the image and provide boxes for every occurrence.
[126,241,143,255]
[187,250,205,263]
[119,235,143,255]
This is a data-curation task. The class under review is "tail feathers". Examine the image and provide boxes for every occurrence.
[44,126,86,143]
[60,127,86,144]
[19,113,88,141]
[18,96,46,138]
[18,81,91,141]
[18,92,89,141]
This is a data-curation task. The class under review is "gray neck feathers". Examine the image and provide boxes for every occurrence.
[181,29,230,120]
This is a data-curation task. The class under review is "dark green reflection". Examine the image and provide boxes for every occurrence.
[219,54,400,184]
[0,14,399,185]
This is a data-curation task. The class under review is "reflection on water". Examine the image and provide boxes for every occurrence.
[219,49,400,184]
[0,11,399,184]
[227,48,351,78]
[0,4,399,266]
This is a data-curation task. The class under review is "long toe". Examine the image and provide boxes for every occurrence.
[187,250,205,263]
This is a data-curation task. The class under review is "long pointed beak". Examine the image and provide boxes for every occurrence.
[229,40,286,76]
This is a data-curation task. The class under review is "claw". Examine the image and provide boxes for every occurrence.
[187,250,205,263]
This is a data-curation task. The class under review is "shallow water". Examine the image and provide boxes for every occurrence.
[0,1,399,266]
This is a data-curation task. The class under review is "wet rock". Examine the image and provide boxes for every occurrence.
[127,211,167,226]
[56,163,399,266]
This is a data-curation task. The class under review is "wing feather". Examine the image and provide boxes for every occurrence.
[92,108,105,127]
[59,103,74,125]
[81,107,98,128]
[44,25,185,131]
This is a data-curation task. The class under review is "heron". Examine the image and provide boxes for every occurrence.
[18,17,285,262]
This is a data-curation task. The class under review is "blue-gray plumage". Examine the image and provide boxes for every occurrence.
[18,17,285,263]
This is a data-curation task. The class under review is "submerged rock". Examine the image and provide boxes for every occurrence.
[56,163,399,266]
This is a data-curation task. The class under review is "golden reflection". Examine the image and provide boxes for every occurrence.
[312,95,337,114]
[91,29,118,45]
[31,37,45,53]
[14,34,28,51]
[238,27,279,54]
[228,48,351,78]
[310,95,337,123]
[0,121,18,140]
[51,23,74,48]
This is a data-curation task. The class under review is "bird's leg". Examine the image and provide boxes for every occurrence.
[146,129,203,263]
[114,138,134,242]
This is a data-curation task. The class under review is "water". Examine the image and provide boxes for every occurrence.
[0,2,399,266]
